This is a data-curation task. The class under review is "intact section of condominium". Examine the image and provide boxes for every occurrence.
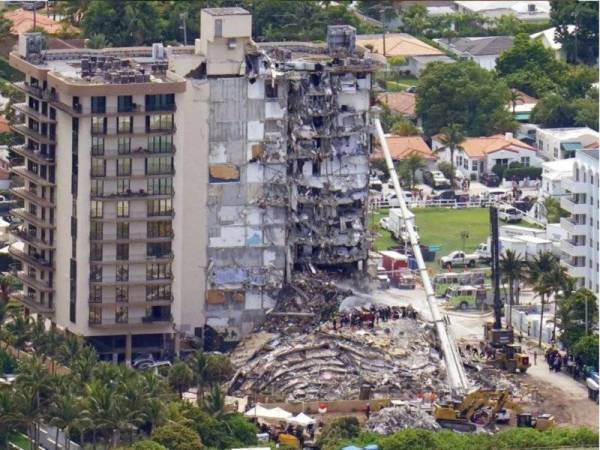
[8,7,382,361]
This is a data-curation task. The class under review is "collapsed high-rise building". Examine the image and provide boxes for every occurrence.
[8,7,383,360]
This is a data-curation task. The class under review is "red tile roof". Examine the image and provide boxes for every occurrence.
[4,8,79,35]
[372,135,436,161]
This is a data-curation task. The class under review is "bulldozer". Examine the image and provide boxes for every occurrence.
[484,322,531,373]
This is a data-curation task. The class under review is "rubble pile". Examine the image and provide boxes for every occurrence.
[366,405,441,434]
[229,314,448,401]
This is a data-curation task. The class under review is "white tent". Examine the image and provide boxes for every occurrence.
[287,412,315,427]
[244,405,292,420]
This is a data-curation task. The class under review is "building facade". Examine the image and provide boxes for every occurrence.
[535,127,599,161]
[559,150,599,294]
[8,8,382,360]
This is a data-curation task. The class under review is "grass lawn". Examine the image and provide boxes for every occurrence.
[8,433,30,449]
[385,76,417,91]
[369,207,491,272]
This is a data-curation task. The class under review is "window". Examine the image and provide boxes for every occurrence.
[91,117,107,134]
[146,284,172,302]
[118,137,131,154]
[147,263,172,280]
[91,137,104,155]
[91,180,103,196]
[91,159,106,177]
[116,244,129,261]
[520,156,530,166]
[147,199,172,216]
[147,242,171,258]
[495,158,509,168]
[118,95,133,113]
[265,80,278,98]
[146,114,173,132]
[91,96,106,114]
[148,135,173,153]
[90,221,103,240]
[91,200,103,218]
[147,221,172,238]
[463,159,468,169]
[117,222,129,239]
[116,264,129,281]
[117,178,130,194]
[90,243,103,261]
[145,94,175,112]
[117,159,131,176]
[471,161,478,171]
[89,305,102,324]
[117,116,133,134]
[215,19,222,37]
[117,201,129,217]
[115,305,128,323]
[116,286,128,303]
[90,265,102,282]
[147,177,173,195]
[146,157,173,175]
[90,285,102,303]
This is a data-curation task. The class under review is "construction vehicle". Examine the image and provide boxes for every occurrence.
[516,413,556,431]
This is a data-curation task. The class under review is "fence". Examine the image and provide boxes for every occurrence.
[370,197,496,210]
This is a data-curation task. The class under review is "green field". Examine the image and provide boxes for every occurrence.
[369,207,491,271]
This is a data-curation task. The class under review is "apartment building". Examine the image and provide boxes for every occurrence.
[559,149,599,294]
[535,127,599,161]
[8,8,382,360]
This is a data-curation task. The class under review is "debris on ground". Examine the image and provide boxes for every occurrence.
[366,405,441,434]
[229,311,449,402]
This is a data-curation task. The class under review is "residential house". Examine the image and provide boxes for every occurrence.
[371,135,436,169]
[377,92,416,120]
[431,132,541,180]
[356,33,443,59]
[530,26,575,61]
[435,36,513,70]
[507,90,538,123]
[454,1,550,22]
[4,8,79,34]
[535,127,600,161]
[559,149,599,293]
[407,54,454,75]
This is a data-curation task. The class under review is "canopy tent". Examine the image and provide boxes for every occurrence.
[286,412,315,427]
[244,405,292,420]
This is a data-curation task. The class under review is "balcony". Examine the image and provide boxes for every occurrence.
[51,102,176,117]
[89,278,172,287]
[560,217,588,235]
[10,124,56,144]
[91,190,173,201]
[10,229,54,250]
[563,260,587,279]
[11,145,55,165]
[562,177,590,194]
[11,166,55,186]
[14,81,43,98]
[560,196,589,215]
[89,233,172,243]
[560,239,588,257]
[9,245,54,270]
[11,208,55,229]
[94,254,174,265]
[12,103,56,123]
[92,146,176,159]
[11,186,55,208]
[11,291,54,315]
[16,271,53,292]
[94,213,175,223]
[92,126,176,137]
[88,316,172,330]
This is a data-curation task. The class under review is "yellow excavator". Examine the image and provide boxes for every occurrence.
[433,389,555,432]
[484,322,531,373]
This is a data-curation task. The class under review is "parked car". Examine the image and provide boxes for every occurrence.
[439,250,481,268]
[405,85,417,93]
[498,205,523,223]
[383,191,414,206]
[430,189,456,204]
[423,170,451,189]
[481,173,501,187]
[369,175,383,192]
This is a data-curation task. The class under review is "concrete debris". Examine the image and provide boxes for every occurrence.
[229,311,448,402]
[366,405,441,434]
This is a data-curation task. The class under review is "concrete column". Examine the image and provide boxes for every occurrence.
[125,333,132,366]
[174,332,181,357]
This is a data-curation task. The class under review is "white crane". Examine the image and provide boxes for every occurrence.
[373,117,470,395]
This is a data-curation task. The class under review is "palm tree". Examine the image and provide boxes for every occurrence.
[5,313,33,350]
[548,264,573,343]
[508,89,522,115]
[402,153,427,190]
[500,249,525,329]
[0,274,18,305]
[391,120,419,136]
[167,360,194,399]
[527,252,559,347]
[47,391,79,450]
[80,380,119,449]
[192,352,207,404]
[71,346,98,383]
[87,33,109,49]
[203,385,229,419]
[0,387,25,447]
[56,335,82,366]
[437,123,464,189]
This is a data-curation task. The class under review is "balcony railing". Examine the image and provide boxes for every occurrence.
[91,145,176,159]
[11,208,55,229]
[91,190,173,200]
[11,291,54,315]
[11,186,55,208]
[11,145,55,165]
[9,246,54,269]
[11,166,55,186]
[10,229,54,249]
[16,271,53,292]
[12,103,56,123]
[10,124,56,144]
[89,233,173,242]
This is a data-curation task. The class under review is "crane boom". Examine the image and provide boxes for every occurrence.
[373,118,470,395]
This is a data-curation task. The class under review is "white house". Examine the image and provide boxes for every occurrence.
[435,36,513,70]
[530,26,575,61]
[535,127,600,161]
[431,132,541,180]
[454,1,550,22]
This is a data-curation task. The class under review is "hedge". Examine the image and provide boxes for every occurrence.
[493,165,542,181]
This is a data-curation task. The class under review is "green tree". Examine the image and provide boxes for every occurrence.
[436,123,464,188]
[391,120,420,136]
[547,263,572,343]
[151,422,203,450]
[508,89,521,115]
[0,387,25,447]
[0,274,17,305]
[86,33,109,49]
[526,252,559,347]
[572,335,599,371]
[317,416,360,449]
[400,4,429,36]
[398,153,426,190]
[168,360,194,399]
[542,196,569,224]
[573,92,599,131]
[129,441,166,450]
[204,354,234,387]
[416,60,511,136]
[531,94,577,128]
[551,0,599,64]
[47,391,79,450]
[500,249,525,326]
[558,288,599,348]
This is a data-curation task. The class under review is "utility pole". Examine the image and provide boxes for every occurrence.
[180,12,188,46]
[380,8,387,56]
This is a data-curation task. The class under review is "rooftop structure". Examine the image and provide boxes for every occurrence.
[377,92,416,119]
[356,33,443,58]
[530,26,575,61]
[454,1,550,21]
[371,135,435,162]
[4,8,79,35]
[436,36,513,70]
[535,127,599,161]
